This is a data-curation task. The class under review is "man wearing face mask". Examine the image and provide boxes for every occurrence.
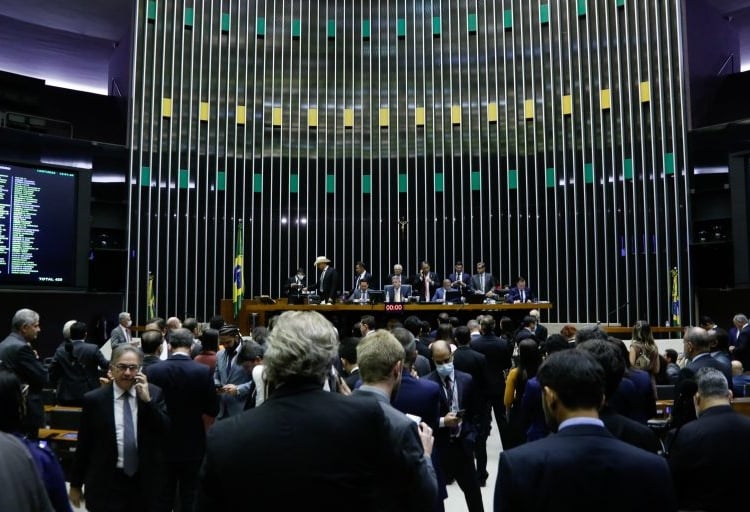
[494,349,676,512]
[426,340,484,512]
[110,312,133,349]
[352,330,437,511]
[286,267,306,304]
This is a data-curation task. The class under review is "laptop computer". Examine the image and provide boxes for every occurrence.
[445,290,461,304]
[368,290,385,305]
[466,293,485,304]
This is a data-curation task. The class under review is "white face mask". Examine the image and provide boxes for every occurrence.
[297,273,305,280]
[126,320,132,327]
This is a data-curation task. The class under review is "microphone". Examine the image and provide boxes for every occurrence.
[605,302,629,326]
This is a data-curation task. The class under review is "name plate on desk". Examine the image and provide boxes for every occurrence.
[385,303,404,312]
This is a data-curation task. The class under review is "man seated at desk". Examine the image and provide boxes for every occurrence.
[385,276,412,303]
[507,276,535,304]
[348,278,373,304]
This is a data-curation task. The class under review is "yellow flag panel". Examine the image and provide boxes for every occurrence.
[379,108,389,127]
[272,107,283,127]
[236,105,246,125]
[415,107,426,126]
[162,98,172,118]
[524,99,534,119]
[487,102,498,123]
[562,95,572,115]
[343,108,354,128]
[308,108,319,127]
[601,89,611,110]
[451,105,461,125]
[199,101,209,121]
[640,81,651,103]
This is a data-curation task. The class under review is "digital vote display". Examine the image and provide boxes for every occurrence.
[0,163,78,286]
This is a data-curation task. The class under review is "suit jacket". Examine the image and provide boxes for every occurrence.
[431,286,450,302]
[0,332,48,431]
[109,325,132,348]
[687,353,732,387]
[348,288,373,303]
[599,405,660,453]
[425,369,480,443]
[353,386,437,512]
[448,271,472,291]
[144,354,220,461]
[285,274,306,296]
[71,384,169,512]
[471,272,496,293]
[507,286,535,303]
[668,405,750,512]
[196,380,394,511]
[214,348,253,419]
[495,423,677,512]
[535,324,548,342]
[351,271,374,295]
[732,324,750,370]
[452,346,489,399]
[310,266,339,302]
[413,271,439,299]
[49,340,109,405]
[470,333,512,397]
[728,326,739,347]
[384,284,412,302]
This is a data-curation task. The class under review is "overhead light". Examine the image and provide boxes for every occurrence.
[40,157,92,170]
[92,174,126,183]
[694,166,728,175]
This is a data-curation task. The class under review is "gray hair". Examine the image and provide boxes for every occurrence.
[11,309,39,331]
[111,344,143,365]
[696,367,729,399]
[264,311,338,386]
[62,319,77,340]
[733,314,748,325]
[118,312,130,322]
[168,328,194,349]
[575,325,607,345]
[685,327,710,349]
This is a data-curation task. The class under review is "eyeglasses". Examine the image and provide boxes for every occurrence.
[113,364,141,372]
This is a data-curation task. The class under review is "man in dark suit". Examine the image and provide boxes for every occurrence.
[49,321,109,406]
[349,260,374,299]
[451,325,490,484]
[308,255,339,303]
[69,345,169,512]
[413,261,439,302]
[384,275,412,302]
[507,276,535,303]
[427,340,484,512]
[470,315,511,453]
[109,312,133,349]
[144,328,219,512]
[669,367,750,511]
[529,309,548,342]
[494,349,676,512]
[347,277,372,304]
[448,261,472,294]
[0,308,47,438]
[285,267,306,302]
[196,311,401,511]
[353,330,437,511]
[577,339,661,453]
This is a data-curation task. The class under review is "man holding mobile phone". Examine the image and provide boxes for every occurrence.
[69,345,169,512]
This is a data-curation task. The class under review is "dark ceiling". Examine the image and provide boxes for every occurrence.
[0,0,748,95]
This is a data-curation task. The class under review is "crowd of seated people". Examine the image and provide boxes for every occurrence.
[2,305,750,511]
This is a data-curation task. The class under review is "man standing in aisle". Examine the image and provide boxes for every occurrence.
[0,308,47,438]
[110,312,133,348]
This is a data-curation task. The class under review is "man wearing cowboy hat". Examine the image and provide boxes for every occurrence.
[308,256,339,304]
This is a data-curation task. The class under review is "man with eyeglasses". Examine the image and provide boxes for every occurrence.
[69,345,169,512]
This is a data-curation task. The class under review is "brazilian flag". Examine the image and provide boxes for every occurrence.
[147,272,156,319]
[233,224,244,319]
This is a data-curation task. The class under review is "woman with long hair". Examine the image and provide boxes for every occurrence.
[630,320,660,384]
[503,339,543,449]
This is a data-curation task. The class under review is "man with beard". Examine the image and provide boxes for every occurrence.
[352,330,437,511]
[494,349,676,512]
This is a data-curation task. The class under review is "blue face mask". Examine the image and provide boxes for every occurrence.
[436,362,454,378]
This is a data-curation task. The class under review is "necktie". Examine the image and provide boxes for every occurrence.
[481,274,485,291]
[362,291,368,303]
[424,277,429,299]
[444,377,459,437]
[122,392,138,476]
[320,269,326,291]
[458,272,462,283]
[521,290,525,302]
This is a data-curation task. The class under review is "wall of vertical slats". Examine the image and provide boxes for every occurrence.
[128,0,691,326]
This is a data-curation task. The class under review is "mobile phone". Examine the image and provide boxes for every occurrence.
[405,413,422,425]
[455,409,466,418]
